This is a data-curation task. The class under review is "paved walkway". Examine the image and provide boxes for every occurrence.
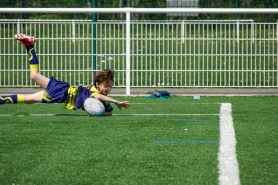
[1,88,277,96]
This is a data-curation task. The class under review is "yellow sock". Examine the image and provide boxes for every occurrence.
[30,64,39,72]
[17,94,25,103]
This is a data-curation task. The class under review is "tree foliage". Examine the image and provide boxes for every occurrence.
[0,0,277,22]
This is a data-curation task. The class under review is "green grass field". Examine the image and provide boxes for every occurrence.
[0,95,277,184]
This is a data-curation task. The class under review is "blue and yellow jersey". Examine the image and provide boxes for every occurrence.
[73,85,97,109]
[64,85,113,112]
[90,86,101,97]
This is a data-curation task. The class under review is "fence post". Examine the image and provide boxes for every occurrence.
[92,0,97,78]
[251,20,254,43]
[17,20,20,34]
[277,20,278,41]
[237,20,239,43]
[72,20,75,43]
[126,10,131,95]
[181,20,185,43]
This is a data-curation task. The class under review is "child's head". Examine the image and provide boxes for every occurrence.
[94,69,115,95]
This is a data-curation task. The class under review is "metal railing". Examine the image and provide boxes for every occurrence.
[0,8,278,95]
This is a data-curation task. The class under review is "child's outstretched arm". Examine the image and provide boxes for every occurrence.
[93,94,131,110]
[114,101,130,110]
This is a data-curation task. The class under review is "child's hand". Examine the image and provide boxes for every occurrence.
[86,84,91,89]
[116,101,131,110]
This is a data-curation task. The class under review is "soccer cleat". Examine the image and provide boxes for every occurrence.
[14,33,36,46]
[0,96,12,104]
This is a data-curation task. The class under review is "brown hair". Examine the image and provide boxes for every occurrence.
[93,69,115,85]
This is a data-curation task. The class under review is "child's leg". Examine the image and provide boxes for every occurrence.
[14,34,50,89]
[1,34,51,105]
[0,91,44,104]
[3,34,69,105]
[24,91,45,104]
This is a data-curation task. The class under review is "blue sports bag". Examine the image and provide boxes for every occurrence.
[146,91,171,99]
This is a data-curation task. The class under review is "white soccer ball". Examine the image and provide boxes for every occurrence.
[84,98,105,116]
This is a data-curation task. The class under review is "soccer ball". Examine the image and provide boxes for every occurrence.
[84,98,105,116]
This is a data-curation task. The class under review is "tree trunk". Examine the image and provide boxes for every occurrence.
[133,0,141,20]
[119,0,123,19]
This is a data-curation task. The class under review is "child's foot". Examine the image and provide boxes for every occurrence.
[14,33,36,46]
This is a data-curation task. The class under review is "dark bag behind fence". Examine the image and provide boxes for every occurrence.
[146,91,171,99]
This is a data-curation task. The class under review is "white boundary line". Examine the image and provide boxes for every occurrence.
[132,103,222,105]
[218,103,240,185]
[0,113,219,117]
[114,114,219,116]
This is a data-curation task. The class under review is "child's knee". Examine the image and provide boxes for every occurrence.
[30,72,39,80]
[24,91,43,104]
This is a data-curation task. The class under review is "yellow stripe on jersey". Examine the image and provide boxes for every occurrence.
[63,86,78,110]
[90,86,101,97]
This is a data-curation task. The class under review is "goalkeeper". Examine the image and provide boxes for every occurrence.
[0,34,131,116]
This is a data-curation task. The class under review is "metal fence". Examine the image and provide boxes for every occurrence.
[0,19,278,90]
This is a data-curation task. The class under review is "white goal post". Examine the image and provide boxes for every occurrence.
[1,8,278,95]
